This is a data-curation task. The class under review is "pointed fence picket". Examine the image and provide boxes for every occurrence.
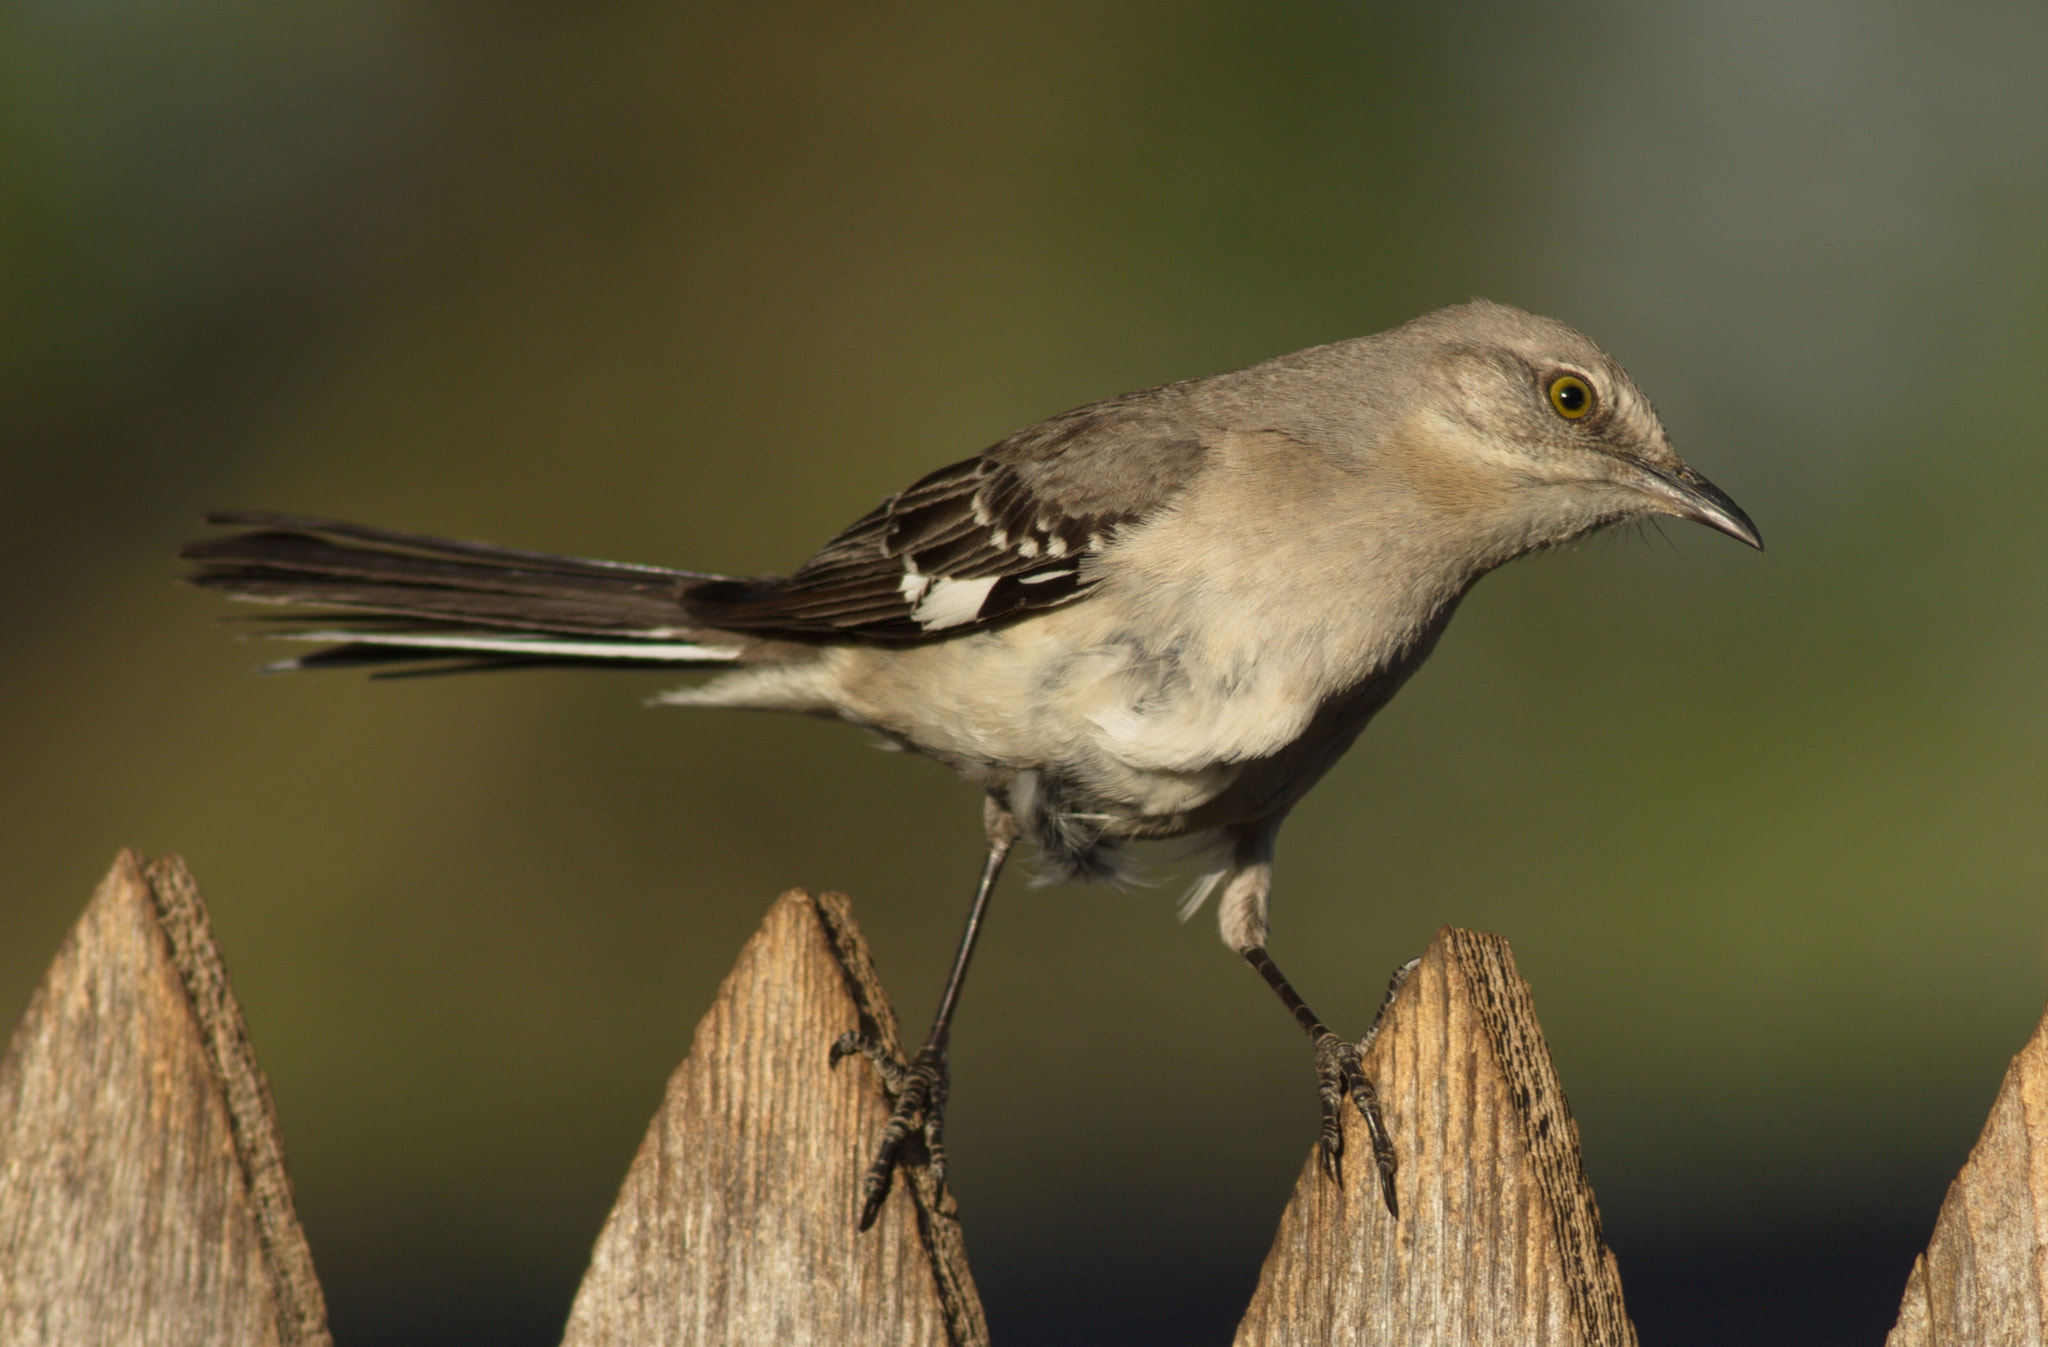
[2,852,2041,1344]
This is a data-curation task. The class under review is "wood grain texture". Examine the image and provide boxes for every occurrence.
[1886,997,2048,1346]
[560,890,987,1347]
[0,850,330,1347]
[1235,927,1636,1347]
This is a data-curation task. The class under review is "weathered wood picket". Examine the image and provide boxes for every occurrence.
[2,852,2041,1344]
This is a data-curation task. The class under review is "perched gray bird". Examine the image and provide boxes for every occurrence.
[183,300,1759,1226]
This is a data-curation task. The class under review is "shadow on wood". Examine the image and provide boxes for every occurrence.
[560,889,987,1347]
[1887,995,2048,1345]
[1236,927,1637,1347]
[0,850,329,1347]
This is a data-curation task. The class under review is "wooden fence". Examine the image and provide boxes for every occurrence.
[0,851,2041,1344]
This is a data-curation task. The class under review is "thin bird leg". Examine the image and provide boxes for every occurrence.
[831,800,1019,1231]
[1243,945,1402,1218]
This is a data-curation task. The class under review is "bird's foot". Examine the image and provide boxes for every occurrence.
[1312,1029,1399,1218]
[829,1031,950,1230]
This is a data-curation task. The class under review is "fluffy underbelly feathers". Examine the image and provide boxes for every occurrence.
[674,611,1371,839]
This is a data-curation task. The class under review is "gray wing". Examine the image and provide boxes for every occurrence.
[684,390,1209,641]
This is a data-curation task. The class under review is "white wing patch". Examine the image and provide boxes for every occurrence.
[910,575,1000,631]
[897,570,933,606]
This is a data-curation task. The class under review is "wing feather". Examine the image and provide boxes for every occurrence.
[686,393,1210,641]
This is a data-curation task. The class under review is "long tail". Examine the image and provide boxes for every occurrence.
[181,511,753,675]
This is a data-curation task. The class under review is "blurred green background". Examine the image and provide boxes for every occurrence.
[3,1,2045,1342]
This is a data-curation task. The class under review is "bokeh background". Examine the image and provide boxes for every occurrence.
[4,2,2045,1342]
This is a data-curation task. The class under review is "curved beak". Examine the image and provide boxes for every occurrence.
[1636,462,1763,550]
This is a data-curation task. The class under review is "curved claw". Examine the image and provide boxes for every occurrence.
[1313,1032,1399,1219]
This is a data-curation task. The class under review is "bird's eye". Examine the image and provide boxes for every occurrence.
[1547,374,1593,419]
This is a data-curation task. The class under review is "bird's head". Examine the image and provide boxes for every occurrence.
[1394,301,1762,556]
[1271,301,1761,563]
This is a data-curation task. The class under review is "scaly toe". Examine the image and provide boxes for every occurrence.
[1311,1031,1399,1217]
[838,1037,952,1231]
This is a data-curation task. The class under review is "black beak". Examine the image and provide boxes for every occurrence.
[1639,463,1763,550]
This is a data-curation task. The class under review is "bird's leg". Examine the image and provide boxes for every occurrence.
[830,798,1018,1230]
[1243,944,1401,1218]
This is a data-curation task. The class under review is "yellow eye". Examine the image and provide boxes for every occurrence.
[1547,374,1593,419]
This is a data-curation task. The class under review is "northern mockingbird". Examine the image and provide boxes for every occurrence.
[184,300,1760,1226]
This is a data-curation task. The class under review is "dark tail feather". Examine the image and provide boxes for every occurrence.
[182,512,754,673]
